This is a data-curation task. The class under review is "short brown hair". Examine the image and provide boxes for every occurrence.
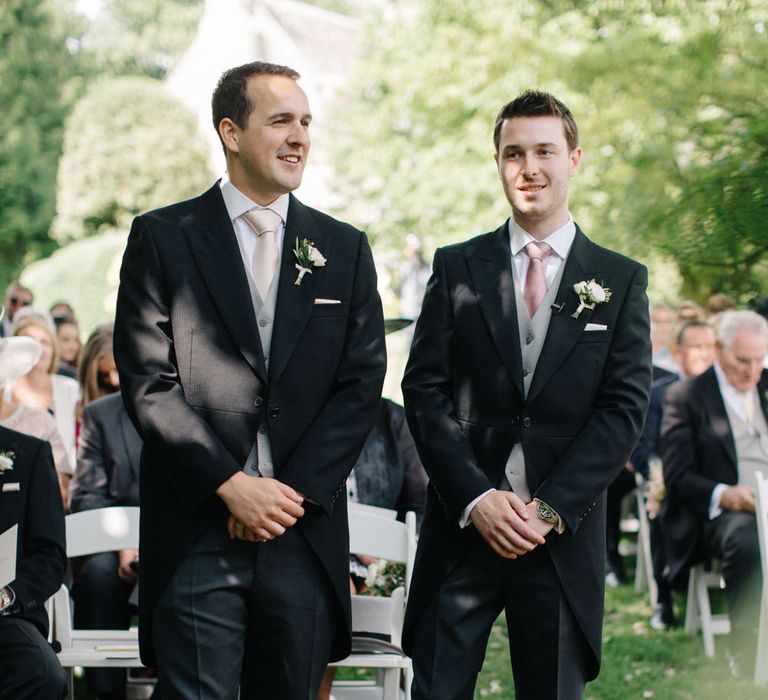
[211,61,301,152]
[77,324,115,418]
[493,90,579,153]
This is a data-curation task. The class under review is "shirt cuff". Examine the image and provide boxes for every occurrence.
[709,483,727,520]
[459,488,496,528]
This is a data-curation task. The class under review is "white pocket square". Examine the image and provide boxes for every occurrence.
[2,482,20,492]
[584,323,608,331]
[314,298,341,305]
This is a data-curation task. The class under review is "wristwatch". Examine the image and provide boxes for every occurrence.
[534,498,561,530]
[0,586,13,615]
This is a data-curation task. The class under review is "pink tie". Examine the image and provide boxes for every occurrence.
[523,241,552,317]
[243,208,282,299]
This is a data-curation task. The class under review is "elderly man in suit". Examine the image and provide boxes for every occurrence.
[662,309,768,676]
[114,61,385,699]
[0,421,67,699]
[402,90,652,699]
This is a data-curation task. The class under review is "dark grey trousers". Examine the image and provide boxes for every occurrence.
[152,520,337,700]
[409,535,591,700]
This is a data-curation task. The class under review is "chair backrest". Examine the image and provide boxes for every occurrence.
[347,503,417,593]
[65,507,140,558]
[755,471,768,585]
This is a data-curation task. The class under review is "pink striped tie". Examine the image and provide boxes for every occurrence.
[523,241,552,317]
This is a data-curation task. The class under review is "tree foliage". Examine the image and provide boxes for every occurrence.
[83,0,203,79]
[52,76,212,242]
[0,0,83,286]
[330,0,767,301]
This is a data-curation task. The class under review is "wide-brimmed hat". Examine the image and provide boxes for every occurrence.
[0,336,43,387]
[385,318,413,335]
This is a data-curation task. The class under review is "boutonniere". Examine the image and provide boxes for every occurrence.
[292,237,326,286]
[572,279,611,319]
[0,451,15,473]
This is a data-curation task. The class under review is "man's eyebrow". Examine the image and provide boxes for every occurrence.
[268,111,312,121]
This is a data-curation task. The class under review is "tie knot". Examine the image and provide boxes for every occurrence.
[244,208,282,236]
[524,241,552,263]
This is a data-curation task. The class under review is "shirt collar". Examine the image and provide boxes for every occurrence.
[508,216,576,260]
[713,361,756,399]
[219,176,290,224]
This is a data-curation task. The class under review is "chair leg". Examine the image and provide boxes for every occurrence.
[381,668,400,700]
[684,566,700,634]
[695,568,716,658]
[755,594,768,687]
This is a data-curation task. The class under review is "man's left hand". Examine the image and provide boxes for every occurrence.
[117,549,139,582]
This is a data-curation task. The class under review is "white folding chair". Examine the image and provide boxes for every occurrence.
[754,470,768,686]
[50,507,143,697]
[633,473,657,607]
[330,503,417,700]
[684,559,731,658]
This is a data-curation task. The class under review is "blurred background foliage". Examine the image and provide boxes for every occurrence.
[0,0,766,327]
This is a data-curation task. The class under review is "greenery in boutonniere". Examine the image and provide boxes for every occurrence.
[292,238,326,286]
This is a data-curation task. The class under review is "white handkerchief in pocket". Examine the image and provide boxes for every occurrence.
[314,298,341,305]
[1,482,20,493]
[584,323,608,332]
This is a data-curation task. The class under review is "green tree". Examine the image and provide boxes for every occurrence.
[0,0,83,286]
[84,0,203,79]
[52,76,212,242]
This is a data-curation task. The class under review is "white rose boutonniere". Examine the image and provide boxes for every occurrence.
[572,279,611,319]
[0,451,15,473]
[293,238,326,286]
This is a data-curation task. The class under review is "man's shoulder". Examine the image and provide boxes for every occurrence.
[138,183,219,226]
[289,198,364,240]
[437,227,504,259]
[667,367,715,403]
[0,424,47,456]
[83,393,124,421]
[575,228,645,274]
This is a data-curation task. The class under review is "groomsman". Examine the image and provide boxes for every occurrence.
[402,90,652,699]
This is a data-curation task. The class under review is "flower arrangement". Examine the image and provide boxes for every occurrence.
[363,559,406,597]
[572,279,611,319]
[292,238,326,285]
[0,451,15,473]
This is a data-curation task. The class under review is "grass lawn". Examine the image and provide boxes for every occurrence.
[474,582,766,699]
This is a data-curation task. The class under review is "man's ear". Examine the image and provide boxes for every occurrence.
[218,118,239,154]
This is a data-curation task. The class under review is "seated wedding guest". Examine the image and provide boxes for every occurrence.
[706,293,736,320]
[70,383,142,700]
[78,325,120,414]
[0,423,68,699]
[10,309,80,467]
[662,310,768,678]
[650,303,678,376]
[53,316,81,380]
[633,319,716,628]
[0,335,74,508]
[0,281,33,337]
[49,301,76,322]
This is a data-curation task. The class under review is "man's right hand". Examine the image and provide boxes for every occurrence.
[720,485,756,513]
[469,490,546,559]
[216,472,305,541]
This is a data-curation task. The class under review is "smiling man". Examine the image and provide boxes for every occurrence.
[114,62,385,699]
[401,91,652,699]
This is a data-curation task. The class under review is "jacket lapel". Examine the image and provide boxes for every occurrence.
[269,195,330,384]
[702,368,738,470]
[527,228,607,403]
[183,184,267,383]
[466,224,524,398]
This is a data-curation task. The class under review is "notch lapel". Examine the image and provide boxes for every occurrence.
[466,224,524,398]
[527,229,607,403]
[702,369,738,470]
[269,196,330,384]
[183,185,267,383]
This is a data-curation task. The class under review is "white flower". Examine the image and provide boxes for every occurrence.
[307,245,326,267]
[0,452,15,472]
[571,278,612,319]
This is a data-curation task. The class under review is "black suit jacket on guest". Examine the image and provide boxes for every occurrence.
[114,183,385,665]
[402,224,651,677]
[660,367,768,586]
[70,392,142,513]
[0,426,66,636]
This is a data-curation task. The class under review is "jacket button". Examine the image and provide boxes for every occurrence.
[522,417,532,428]
[269,406,280,418]
[510,416,519,426]
[253,396,263,407]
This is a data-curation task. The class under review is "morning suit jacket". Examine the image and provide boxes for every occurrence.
[401,224,651,678]
[70,392,142,513]
[660,367,768,587]
[0,425,66,637]
[114,183,385,665]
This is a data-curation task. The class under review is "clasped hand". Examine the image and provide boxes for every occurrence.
[217,472,305,543]
[469,491,551,559]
